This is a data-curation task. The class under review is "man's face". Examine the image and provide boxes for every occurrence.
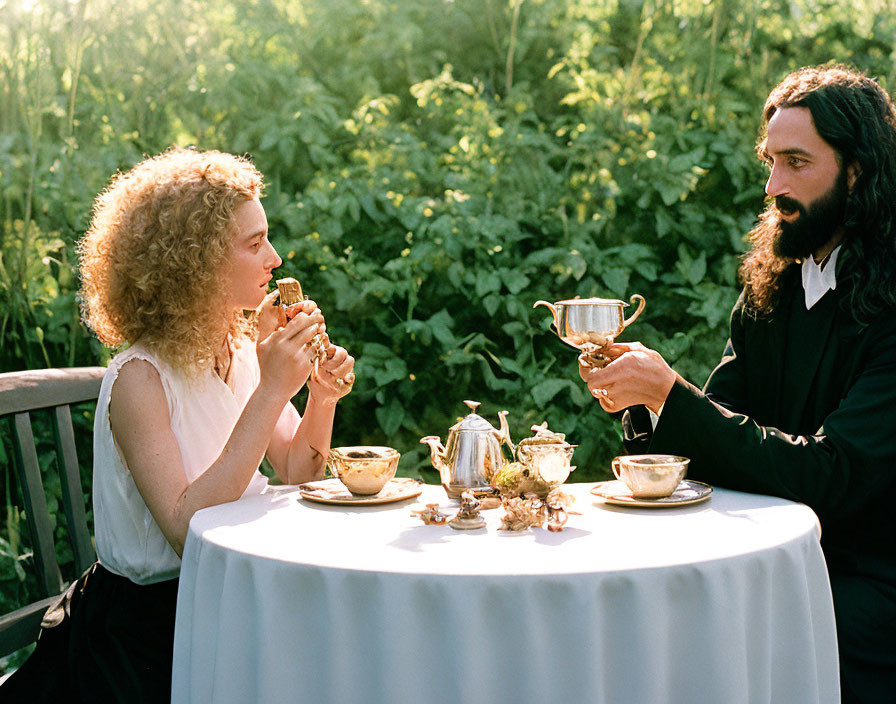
[762,106,851,259]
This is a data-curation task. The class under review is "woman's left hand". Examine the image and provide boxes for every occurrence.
[307,337,355,403]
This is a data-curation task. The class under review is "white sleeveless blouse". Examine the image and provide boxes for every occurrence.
[92,340,268,585]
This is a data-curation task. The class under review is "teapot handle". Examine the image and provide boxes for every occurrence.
[495,409,516,457]
[622,294,646,329]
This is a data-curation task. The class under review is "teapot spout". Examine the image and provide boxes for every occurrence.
[420,436,448,473]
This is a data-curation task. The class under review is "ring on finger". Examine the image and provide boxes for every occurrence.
[591,388,609,399]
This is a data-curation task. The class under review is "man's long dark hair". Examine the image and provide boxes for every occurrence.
[740,65,896,322]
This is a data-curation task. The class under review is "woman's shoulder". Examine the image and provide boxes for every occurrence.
[109,343,166,373]
[103,343,184,410]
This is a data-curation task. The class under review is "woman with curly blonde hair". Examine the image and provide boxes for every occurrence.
[4,147,354,703]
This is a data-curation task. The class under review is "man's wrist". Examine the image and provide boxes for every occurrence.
[647,370,678,415]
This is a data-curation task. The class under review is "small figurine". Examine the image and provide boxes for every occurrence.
[411,503,448,525]
[544,488,579,532]
[449,490,486,530]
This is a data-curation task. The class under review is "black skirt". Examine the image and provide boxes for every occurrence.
[1,562,179,703]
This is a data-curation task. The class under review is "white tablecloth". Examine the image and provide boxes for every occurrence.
[172,483,839,704]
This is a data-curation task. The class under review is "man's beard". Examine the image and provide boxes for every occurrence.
[772,168,849,259]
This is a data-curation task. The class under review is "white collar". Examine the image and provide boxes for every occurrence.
[800,245,841,310]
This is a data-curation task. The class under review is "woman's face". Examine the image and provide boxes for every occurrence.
[223,198,282,311]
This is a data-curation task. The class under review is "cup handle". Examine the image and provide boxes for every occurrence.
[533,300,559,330]
[622,294,646,329]
[611,458,622,481]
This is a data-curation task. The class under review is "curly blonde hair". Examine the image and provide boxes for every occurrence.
[78,147,263,373]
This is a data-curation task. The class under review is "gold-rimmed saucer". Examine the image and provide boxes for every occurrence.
[298,477,422,506]
[590,479,712,508]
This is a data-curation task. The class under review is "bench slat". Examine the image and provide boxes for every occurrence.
[54,405,96,574]
[12,412,65,598]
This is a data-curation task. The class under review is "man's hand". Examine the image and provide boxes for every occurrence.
[578,342,678,414]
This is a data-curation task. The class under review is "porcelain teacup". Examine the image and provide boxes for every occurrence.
[327,446,400,495]
[611,454,689,498]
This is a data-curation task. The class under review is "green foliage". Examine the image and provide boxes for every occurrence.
[3,0,896,643]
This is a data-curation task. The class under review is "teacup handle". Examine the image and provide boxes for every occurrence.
[622,294,646,329]
[611,458,622,481]
[533,300,558,329]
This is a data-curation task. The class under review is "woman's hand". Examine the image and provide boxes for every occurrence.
[256,301,325,400]
[308,338,355,404]
[254,290,285,342]
[578,341,678,414]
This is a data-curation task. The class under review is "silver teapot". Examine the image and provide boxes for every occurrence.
[420,400,513,498]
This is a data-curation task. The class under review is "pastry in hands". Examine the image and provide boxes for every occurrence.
[276,277,304,306]
[276,276,321,357]
[276,277,355,392]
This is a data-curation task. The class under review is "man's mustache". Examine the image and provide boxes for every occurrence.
[775,195,804,215]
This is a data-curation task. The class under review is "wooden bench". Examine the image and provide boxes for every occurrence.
[0,367,105,658]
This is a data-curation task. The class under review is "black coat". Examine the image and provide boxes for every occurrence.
[626,267,896,702]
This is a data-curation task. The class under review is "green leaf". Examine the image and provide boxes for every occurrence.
[259,129,279,151]
[475,270,501,297]
[403,320,433,345]
[427,309,456,346]
[655,209,674,238]
[373,356,408,386]
[502,269,530,295]
[375,397,405,437]
[496,355,527,377]
[569,253,587,281]
[676,246,706,286]
[531,378,572,407]
[658,181,681,206]
[600,268,629,296]
[359,194,383,222]
[347,195,361,223]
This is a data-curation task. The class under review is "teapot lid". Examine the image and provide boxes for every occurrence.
[518,421,570,445]
[450,400,496,432]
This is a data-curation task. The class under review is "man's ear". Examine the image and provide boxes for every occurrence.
[847,161,862,190]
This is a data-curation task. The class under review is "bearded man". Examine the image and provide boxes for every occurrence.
[578,65,896,703]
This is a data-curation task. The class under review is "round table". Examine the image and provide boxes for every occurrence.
[171,482,839,703]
